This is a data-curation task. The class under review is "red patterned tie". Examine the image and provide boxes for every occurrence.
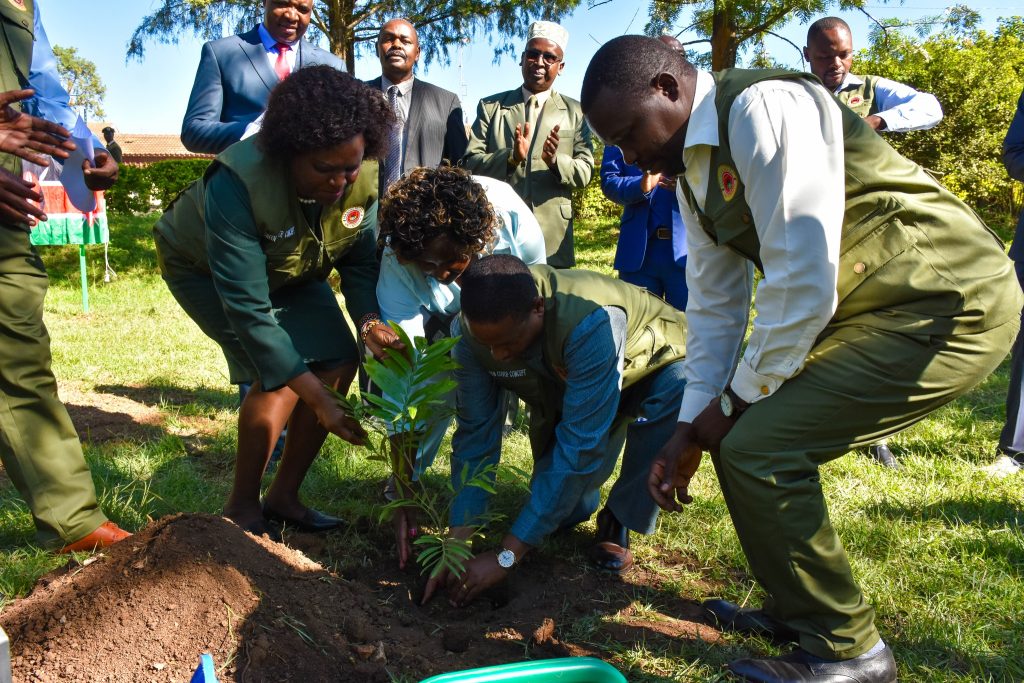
[274,43,291,81]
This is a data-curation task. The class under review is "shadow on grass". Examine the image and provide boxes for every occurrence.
[94,381,236,413]
[864,496,1023,533]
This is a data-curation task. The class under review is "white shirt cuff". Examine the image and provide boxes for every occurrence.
[678,388,717,423]
[730,361,787,405]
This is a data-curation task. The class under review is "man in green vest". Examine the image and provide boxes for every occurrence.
[805,15,944,470]
[804,16,943,134]
[421,254,687,606]
[581,36,1020,682]
[1,0,128,552]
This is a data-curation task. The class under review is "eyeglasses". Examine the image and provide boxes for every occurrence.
[523,48,561,66]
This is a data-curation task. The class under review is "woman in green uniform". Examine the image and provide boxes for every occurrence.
[154,66,397,535]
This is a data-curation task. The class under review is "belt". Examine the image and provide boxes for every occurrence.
[654,226,672,240]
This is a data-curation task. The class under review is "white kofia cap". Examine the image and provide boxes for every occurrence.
[527,21,568,52]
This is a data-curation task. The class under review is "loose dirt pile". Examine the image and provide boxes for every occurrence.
[1,514,718,682]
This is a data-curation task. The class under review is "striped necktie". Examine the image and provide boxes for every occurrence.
[381,85,404,197]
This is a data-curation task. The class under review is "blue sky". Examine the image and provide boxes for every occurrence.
[39,0,1013,134]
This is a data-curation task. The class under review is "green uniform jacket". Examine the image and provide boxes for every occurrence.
[679,69,1021,336]
[0,0,34,177]
[461,89,594,268]
[836,75,879,119]
[461,265,686,456]
[154,137,380,388]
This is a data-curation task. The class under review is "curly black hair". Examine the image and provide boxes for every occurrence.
[259,65,395,160]
[378,166,498,262]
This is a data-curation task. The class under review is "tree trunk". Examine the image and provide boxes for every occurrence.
[710,8,739,70]
[323,0,355,74]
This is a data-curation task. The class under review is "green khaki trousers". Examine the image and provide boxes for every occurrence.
[0,226,106,548]
[714,317,1019,660]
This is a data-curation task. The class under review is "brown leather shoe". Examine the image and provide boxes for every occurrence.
[587,507,633,573]
[59,521,132,554]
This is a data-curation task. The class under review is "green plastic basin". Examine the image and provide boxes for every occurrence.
[418,657,627,683]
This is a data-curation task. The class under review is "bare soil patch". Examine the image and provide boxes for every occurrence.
[1,514,717,682]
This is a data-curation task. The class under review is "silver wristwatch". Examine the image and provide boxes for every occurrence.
[719,386,748,418]
[496,547,516,569]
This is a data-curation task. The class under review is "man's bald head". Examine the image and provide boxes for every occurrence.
[581,35,693,112]
[582,35,696,177]
[658,34,684,52]
[806,16,852,44]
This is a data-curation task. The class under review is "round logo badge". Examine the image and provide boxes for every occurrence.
[717,165,739,202]
[849,96,863,105]
[342,206,364,229]
[7,0,26,9]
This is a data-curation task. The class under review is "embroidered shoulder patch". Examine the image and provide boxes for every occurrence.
[342,206,364,229]
[717,165,739,202]
[849,96,863,105]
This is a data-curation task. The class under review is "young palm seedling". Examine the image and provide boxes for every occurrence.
[332,324,505,580]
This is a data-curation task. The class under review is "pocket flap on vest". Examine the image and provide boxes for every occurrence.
[837,217,917,303]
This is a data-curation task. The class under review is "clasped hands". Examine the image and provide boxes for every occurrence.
[512,122,561,170]
[0,88,118,227]
[647,396,743,512]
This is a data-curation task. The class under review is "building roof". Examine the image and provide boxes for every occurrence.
[118,134,212,161]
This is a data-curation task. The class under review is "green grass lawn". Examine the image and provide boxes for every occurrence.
[1,212,1022,681]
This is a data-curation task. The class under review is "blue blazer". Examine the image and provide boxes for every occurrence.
[181,27,344,154]
[599,145,686,273]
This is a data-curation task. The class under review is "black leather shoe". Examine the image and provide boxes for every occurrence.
[866,442,900,469]
[262,504,344,532]
[587,507,633,573]
[727,645,897,682]
[703,599,799,644]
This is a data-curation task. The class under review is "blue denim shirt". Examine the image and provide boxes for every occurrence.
[450,306,627,546]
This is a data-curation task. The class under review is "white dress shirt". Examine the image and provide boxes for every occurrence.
[834,73,943,132]
[677,71,845,422]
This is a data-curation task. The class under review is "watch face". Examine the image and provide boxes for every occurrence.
[720,392,733,417]
[497,549,515,569]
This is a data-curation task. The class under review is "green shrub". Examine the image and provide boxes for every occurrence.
[572,143,623,223]
[858,18,1024,220]
[104,164,153,214]
[145,159,212,209]
[106,159,211,215]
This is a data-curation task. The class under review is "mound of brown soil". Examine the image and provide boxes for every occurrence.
[1,514,717,682]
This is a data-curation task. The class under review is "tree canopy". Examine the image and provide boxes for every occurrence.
[856,15,1024,219]
[645,0,903,69]
[127,0,582,74]
[54,45,106,120]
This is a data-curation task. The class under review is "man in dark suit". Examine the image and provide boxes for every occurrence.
[181,0,344,154]
[366,18,468,196]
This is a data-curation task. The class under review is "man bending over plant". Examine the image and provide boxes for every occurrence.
[423,254,687,605]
